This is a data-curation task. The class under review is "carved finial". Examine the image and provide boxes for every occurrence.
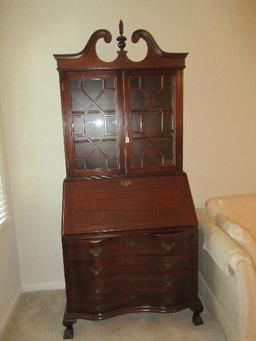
[116,19,127,51]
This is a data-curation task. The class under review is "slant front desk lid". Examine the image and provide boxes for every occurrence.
[62,174,197,235]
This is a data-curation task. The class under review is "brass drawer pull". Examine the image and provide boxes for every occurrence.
[90,285,104,294]
[163,279,173,288]
[162,241,175,251]
[92,302,105,311]
[90,266,103,275]
[126,258,135,266]
[165,296,174,304]
[128,276,137,283]
[129,294,138,301]
[89,245,102,257]
[162,262,173,271]
[126,239,137,247]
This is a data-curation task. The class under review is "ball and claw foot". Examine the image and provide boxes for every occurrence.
[192,312,203,326]
[63,325,74,339]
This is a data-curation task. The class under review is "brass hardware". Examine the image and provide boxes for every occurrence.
[126,258,135,266]
[121,179,132,187]
[128,276,136,283]
[92,302,105,311]
[126,239,137,247]
[90,266,103,275]
[162,262,173,271]
[91,285,104,294]
[89,245,102,257]
[162,241,175,251]
[163,279,173,288]
[125,136,130,143]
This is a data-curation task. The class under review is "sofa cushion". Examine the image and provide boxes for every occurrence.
[205,193,256,241]
[216,213,256,272]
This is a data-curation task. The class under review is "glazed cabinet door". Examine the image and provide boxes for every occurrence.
[60,70,125,177]
[124,69,183,174]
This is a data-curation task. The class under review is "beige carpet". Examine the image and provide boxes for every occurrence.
[1,290,226,341]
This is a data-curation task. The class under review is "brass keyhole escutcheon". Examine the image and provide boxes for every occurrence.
[121,179,132,187]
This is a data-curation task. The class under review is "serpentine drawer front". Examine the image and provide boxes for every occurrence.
[63,228,197,314]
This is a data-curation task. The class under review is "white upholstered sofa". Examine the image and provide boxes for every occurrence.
[197,193,256,341]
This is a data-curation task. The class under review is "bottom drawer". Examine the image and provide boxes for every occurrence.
[68,283,194,313]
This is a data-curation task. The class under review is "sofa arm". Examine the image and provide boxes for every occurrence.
[196,209,253,275]
[197,208,256,340]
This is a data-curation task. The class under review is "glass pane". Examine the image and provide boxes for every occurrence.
[129,74,175,169]
[74,142,95,159]
[132,113,141,133]
[86,150,107,169]
[98,140,117,157]
[104,78,115,89]
[84,113,105,139]
[70,75,119,172]
[72,115,84,137]
[106,116,117,135]
[131,89,146,109]
[96,91,115,111]
[141,77,161,95]
[71,91,91,111]
[141,111,162,136]
[143,147,162,167]
[157,88,172,108]
[82,79,102,99]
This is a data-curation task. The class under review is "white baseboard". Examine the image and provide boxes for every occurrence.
[199,271,236,341]
[0,287,22,338]
[22,280,65,292]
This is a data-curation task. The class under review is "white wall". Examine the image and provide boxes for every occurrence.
[0,0,255,288]
[0,111,21,335]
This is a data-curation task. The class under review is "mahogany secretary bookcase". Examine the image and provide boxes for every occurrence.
[54,21,203,339]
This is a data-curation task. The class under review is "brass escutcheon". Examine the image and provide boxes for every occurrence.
[121,179,132,187]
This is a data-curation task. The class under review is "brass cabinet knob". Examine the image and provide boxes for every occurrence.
[90,266,103,275]
[161,241,175,251]
[89,245,102,257]
[126,239,137,247]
